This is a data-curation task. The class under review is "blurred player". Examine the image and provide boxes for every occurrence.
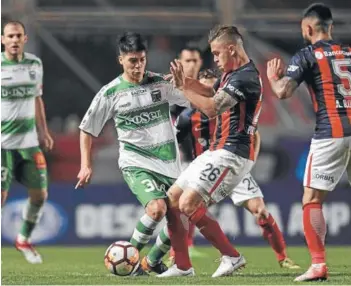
[168,46,204,262]
[267,3,351,282]
[174,69,299,269]
[158,25,262,278]
[1,20,54,263]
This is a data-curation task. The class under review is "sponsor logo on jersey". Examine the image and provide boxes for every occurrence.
[287,65,299,72]
[131,89,146,96]
[1,199,68,243]
[151,90,161,102]
[315,173,334,183]
[314,51,324,60]
[323,50,351,57]
[126,110,162,125]
[1,86,37,98]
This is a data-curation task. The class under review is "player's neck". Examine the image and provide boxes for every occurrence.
[312,34,333,44]
[232,52,250,70]
[122,73,143,85]
[4,50,24,62]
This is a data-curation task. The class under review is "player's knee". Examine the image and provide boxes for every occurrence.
[28,189,48,206]
[167,184,183,208]
[302,187,327,206]
[245,197,268,219]
[1,191,8,207]
[179,191,200,217]
[146,199,167,221]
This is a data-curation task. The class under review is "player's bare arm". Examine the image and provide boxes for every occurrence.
[35,97,54,151]
[76,130,93,189]
[267,58,298,99]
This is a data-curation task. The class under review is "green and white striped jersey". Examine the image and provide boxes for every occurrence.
[1,52,43,149]
[79,71,189,179]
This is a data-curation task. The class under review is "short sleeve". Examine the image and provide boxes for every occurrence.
[79,86,113,137]
[35,59,43,97]
[286,51,308,86]
[167,84,190,107]
[221,76,246,102]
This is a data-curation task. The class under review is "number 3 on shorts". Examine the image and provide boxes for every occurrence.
[1,167,9,182]
[141,179,157,192]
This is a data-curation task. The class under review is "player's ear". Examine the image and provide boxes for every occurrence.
[23,34,28,44]
[229,45,236,57]
[118,55,123,65]
[308,25,314,37]
[1,35,4,45]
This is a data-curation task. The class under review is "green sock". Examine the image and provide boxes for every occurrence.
[19,220,36,239]
[130,214,159,251]
[147,225,171,266]
[19,200,44,240]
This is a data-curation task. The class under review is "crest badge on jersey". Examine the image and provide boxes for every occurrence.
[151,90,161,102]
[29,70,36,80]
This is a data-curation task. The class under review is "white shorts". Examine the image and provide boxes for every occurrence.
[175,149,254,205]
[304,136,351,191]
[229,172,263,206]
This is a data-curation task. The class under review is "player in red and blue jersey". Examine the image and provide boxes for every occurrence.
[267,3,351,282]
[159,26,266,277]
[175,69,299,270]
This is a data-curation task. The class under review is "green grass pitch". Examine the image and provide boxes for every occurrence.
[2,246,351,285]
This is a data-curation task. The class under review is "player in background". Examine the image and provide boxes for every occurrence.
[174,69,299,270]
[267,3,351,282]
[158,25,262,278]
[1,20,54,264]
[76,32,235,276]
[168,46,204,263]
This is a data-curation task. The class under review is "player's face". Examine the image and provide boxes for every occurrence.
[179,50,202,78]
[210,40,235,72]
[1,24,27,57]
[199,77,217,88]
[119,51,147,82]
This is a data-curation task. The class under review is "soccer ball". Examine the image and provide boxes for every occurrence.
[104,241,140,276]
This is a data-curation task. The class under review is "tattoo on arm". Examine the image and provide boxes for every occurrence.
[270,76,298,99]
[213,90,238,114]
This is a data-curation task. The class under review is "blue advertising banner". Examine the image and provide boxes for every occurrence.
[2,137,350,246]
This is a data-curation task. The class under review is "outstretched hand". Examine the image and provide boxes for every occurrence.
[170,60,186,89]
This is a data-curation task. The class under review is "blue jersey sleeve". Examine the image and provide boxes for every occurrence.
[175,109,192,144]
[286,50,309,86]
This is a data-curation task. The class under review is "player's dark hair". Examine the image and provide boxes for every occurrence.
[303,3,333,33]
[117,32,147,55]
[178,46,202,59]
[198,69,219,80]
[2,20,26,35]
[208,25,243,44]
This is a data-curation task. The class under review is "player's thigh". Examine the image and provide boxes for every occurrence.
[16,147,48,191]
[230,172,264,207]
[303,137,350,191]
[177,149,254,205]
[1,149,15,195]
[122,167,173,207]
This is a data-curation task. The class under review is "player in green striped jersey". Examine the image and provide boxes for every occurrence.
[76,32,189,275]
[1,20,54,263]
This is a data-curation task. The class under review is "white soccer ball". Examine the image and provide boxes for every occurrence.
[104,241,140,276]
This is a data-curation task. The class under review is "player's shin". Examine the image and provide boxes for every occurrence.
[146,225,171,266]
[130,214,159,251]
[18,199,44,242]
[191,206,240,257]
[167,206,192,270]
[303,203,326,264]
[257,213,287,261]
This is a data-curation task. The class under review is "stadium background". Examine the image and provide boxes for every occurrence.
[1,0,350,247]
